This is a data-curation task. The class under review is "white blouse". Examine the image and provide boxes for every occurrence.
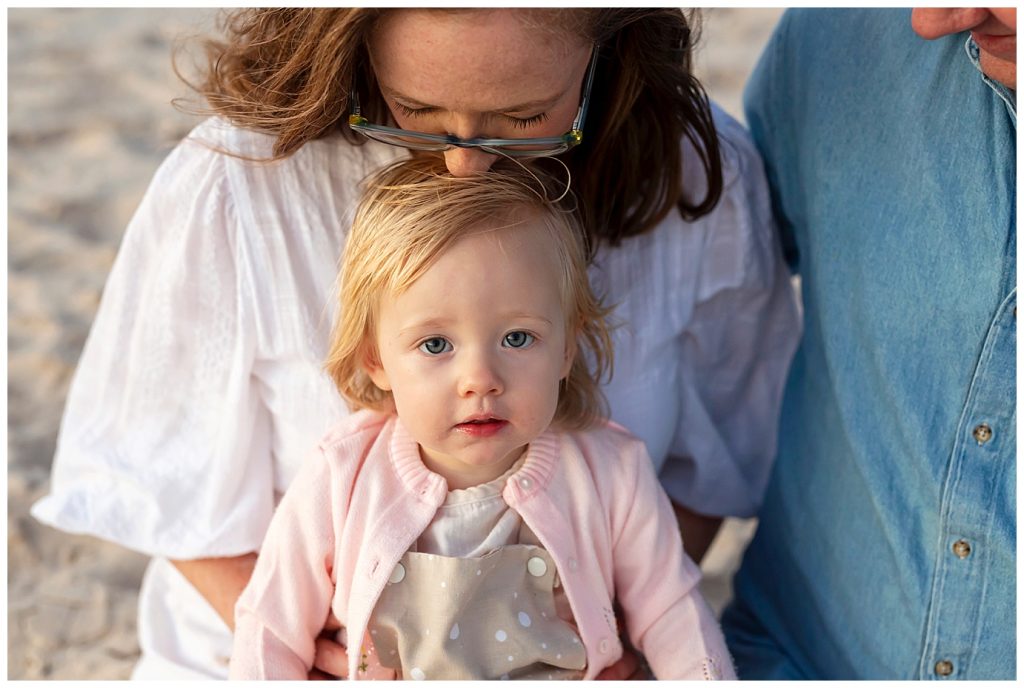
[33,104,800,678]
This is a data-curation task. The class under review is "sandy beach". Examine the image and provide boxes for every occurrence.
[7,8,783,679]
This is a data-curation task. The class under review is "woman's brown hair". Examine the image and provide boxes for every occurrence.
[185,8,722,246]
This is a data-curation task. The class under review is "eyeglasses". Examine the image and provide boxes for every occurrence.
[348,46,599,158]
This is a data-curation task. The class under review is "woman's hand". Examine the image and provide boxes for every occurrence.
[170,553,258,630]
[596,647,647,680]
[309,611,347,679]
[309,611,397,680]
[595,603,651,680]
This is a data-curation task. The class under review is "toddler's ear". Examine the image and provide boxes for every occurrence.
[363,347,392,391]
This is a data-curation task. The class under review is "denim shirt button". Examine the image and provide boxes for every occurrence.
[952,539,972,559]
[972,423,993,444]
[934,660,954,676]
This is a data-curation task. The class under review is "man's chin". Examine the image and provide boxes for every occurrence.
[979,50,1016,89]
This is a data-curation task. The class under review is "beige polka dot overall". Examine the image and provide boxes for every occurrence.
[365,544,586,680]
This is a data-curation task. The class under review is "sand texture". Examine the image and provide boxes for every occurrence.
[8,8,783,679]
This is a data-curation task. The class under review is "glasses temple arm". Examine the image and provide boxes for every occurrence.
[572,45,600,131]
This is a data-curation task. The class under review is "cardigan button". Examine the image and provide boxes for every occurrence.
[388,562,406,584]
[527,556,547,577]
[599,638,610,654]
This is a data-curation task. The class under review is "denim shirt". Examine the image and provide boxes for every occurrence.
[723,9,1016,680]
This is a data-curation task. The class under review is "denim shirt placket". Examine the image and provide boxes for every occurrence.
[917,291,1016,679]
[916,36,1017,680]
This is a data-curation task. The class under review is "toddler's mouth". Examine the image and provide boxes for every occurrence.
[454,417,508,437]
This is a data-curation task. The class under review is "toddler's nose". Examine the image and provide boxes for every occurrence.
[457,353,503,397]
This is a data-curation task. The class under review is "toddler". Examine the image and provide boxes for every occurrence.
[229,157,735,680]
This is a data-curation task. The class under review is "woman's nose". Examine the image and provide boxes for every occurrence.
[443,147,499,177]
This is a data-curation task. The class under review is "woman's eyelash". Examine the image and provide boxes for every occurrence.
[394,102,548,129]
[394,103,436,118]
[506,112,548,129]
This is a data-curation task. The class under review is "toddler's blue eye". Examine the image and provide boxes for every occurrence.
[503,331,534,349]
[419,337,452,355]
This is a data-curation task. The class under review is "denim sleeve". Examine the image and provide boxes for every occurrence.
[743,10,800,272]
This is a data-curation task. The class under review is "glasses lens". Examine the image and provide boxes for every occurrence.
[354,127,450,151]
[484,141,569,157]
[352,122,577,158]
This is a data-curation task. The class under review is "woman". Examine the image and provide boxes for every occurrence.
[32,8,800,679]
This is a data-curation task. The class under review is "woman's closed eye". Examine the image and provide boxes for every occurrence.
[505,112,548,130]
[418,337,453,355]
[502,331,535,349]
[393,102,438,119]
[393,102,549,130]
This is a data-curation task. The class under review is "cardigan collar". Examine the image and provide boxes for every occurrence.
[387,416,561,503]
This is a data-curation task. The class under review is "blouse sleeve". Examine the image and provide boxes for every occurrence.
[658,107,802,518]
[31,124,276,558]
[230,445,337,679]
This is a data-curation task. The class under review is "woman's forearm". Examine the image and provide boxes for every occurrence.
[170,553,259,630]
[672,502,723,565]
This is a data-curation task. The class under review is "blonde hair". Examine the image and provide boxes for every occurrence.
[324,156,613,430]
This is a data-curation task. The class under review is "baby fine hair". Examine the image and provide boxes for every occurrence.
[324,156,613,430]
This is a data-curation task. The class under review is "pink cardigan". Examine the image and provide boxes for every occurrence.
[230,410,735,680]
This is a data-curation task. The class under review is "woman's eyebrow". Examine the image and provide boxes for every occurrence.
[380,85,565,113]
